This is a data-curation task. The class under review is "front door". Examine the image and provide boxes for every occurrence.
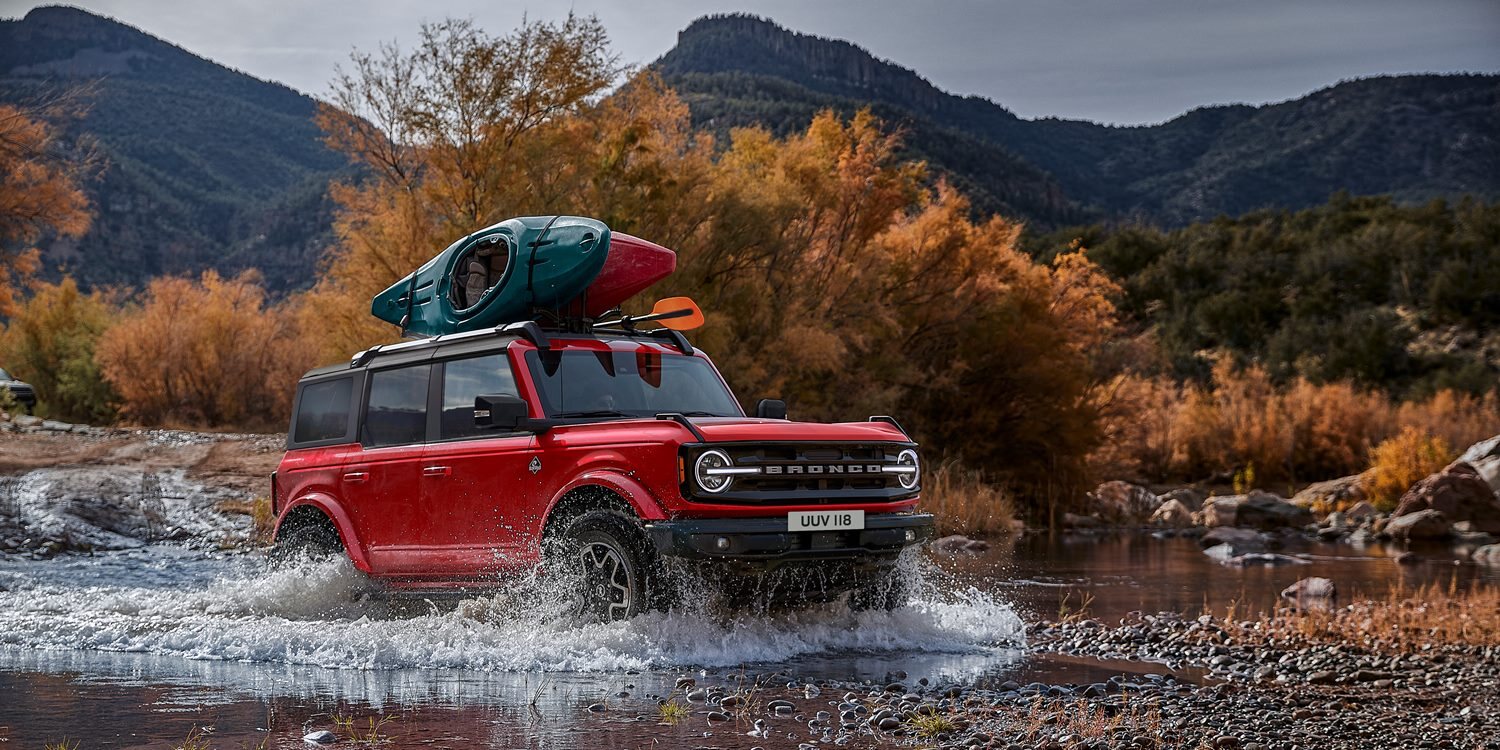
[421,351,539,576]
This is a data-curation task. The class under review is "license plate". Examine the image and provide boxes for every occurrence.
[788,510,865,532]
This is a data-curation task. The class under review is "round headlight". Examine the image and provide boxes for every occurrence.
[694,449,734,493]
[895,449,920,490]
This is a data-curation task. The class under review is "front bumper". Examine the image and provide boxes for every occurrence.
[645,512,935,565]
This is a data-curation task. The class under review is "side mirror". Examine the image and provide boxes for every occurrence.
[475,394,537,432]
[755,398,788,420]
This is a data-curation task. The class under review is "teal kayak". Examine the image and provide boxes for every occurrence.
[371,216,611,337]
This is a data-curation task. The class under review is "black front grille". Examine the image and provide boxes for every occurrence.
[684,442,917,505]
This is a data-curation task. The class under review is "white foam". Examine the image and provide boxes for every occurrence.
[0,552,1024,673]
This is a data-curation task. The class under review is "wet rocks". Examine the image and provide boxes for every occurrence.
[1202,491,1313,530]
[1281,576,1337,603]
[1457,433,1500,494]
[1470,544,1500,565]
[1088,480,1160,523]
[1150,498,1195,528]
[1291,473,1368,510]
[1394,461,1500,533]
[1200,527,1269,555]
[1385,509,1451,540]
[302,730,337,744]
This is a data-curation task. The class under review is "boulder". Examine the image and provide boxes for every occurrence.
[1457,434,1500,495]
[1344,501,1379,523]
[1199,491,1312,530]
[1087,481,1159,523]
[1471,544,1500,566]
[1149,498,1195,528]
[1393,462,1500,533]
[1281,577,1337,602]
[1199,527,1268,555]
[1385,509,1450,540]
[1160,487,1207,510]
[1291,473,1367,510]
[1198,497,1238,527]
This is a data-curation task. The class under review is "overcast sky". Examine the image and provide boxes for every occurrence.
[4,0,1497,125]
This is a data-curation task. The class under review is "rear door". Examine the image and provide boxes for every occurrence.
[344,362,435,575]
[421,351,539,574]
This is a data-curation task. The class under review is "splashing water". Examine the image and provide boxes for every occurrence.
[0,547,1024,674]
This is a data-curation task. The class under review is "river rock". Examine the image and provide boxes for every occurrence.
[1161,487,1208,510]
[1199,492,1311,530]
[1385,509,1450,540]
[1088,481,1159,523]
[1149,498,1195,528]
[1393,462,1500,533]
[1291,473,1367,510]
[1281,576,1337,602]
[1471,544,1500,566]
[1344,501,1379,523]
[1458,433,1500,494]
[1200,527,1268,555]
[303,731,337,744]
[932,534,991,553]
[1223,552,1308,567]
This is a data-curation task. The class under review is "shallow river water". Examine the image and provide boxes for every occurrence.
[1,532,1493,748]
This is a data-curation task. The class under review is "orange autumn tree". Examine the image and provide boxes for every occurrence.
[0,89,98,315]
[97,271,316,428]
[307,15,1126,513]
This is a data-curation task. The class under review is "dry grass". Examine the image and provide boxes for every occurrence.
[923,460,1018,535]
[1365,427,1453,511]
[332,713,394,745]
[215,496,275,544]
[1093,362,1500,486]
[1007,697,1163,748]
[1222,580,1500,653]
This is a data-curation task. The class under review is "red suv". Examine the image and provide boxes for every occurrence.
[271,322,932,621]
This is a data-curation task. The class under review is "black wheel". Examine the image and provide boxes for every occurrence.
[849,567,909,611]
[549,510,660,623]
[270,518,342,568]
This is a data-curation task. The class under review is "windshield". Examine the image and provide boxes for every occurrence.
[525,349,742,419]
[0,368,11,381]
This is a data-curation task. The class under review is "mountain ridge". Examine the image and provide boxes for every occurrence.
[656,14,1500,225]
[0,5,347,292]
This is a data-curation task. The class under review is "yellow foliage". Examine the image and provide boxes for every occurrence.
[0,277,118,422]
[1366,427,1454,511]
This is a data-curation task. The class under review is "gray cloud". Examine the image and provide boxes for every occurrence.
[2,0,1495,124]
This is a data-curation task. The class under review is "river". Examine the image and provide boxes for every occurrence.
[1,532,1492,748]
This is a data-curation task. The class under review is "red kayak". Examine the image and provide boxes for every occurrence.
[582,232,677,317]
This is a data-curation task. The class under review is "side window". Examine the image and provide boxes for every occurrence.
[293,377,353,444]
[364,365,431,447]
[440,354,520,439]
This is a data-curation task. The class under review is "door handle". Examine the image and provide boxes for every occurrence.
[343,471,368,483]
[423,465,451,477]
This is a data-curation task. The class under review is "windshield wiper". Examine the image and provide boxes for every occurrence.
[551,409,633,419]
[676,411,725,417]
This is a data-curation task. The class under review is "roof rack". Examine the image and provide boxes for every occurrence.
[349,320,552,368]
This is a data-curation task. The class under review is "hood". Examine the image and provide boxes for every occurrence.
[688,417,912,444]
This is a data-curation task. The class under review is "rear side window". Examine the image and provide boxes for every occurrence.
[293,377,353,444]
[440,354,520,440]
[364,365,431,447]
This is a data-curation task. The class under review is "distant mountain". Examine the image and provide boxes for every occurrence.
[0,5,347,292]
[656,15,1500,227]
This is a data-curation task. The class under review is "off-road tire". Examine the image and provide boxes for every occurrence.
[849,567,909,611]
[548,510,662,623]
[269,519,342,568]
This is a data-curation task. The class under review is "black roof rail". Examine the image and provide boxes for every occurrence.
[652,329,693,355]
[502,321,551,349]
[868,415,909,437]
